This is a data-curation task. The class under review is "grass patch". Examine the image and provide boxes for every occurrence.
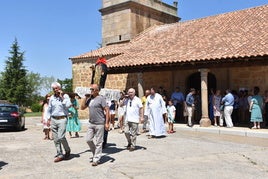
[24,112,42,117]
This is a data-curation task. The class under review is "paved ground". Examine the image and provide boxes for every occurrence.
[0,117,268,179]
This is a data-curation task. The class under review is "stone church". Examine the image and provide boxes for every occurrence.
[70,0,268,126]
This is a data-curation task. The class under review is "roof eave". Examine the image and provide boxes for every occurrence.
[107,55,268,74]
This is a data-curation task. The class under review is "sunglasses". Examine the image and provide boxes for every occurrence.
[130,101,132,107]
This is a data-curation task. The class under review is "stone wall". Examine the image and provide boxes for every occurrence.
[229,66,268,93]
[73,61,268,119]
[72,60,95,119]
[102,9,132,46]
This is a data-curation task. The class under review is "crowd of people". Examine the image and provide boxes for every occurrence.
[166,86,267,129]
[41,82,268,166]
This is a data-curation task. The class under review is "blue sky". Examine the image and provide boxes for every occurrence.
[0,0,267,80]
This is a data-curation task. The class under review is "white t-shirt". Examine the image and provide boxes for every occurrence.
[125,96,143,123]
[167,105,176,119]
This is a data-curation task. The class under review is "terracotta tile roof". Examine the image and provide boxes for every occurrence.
[70,43,128,60]
[107,5,268,68]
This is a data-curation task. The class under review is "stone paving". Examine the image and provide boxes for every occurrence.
[0,117,268,179]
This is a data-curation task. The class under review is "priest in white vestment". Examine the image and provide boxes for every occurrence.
[145,88,167,137]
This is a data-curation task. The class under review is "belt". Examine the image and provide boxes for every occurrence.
[52,116,66,119]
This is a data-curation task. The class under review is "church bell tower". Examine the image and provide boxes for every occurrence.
[100,0,180,46]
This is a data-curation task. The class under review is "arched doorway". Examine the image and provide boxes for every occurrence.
[186,72,217,123]
[186,72,217,93]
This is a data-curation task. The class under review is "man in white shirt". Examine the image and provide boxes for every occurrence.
[124,88,143,151]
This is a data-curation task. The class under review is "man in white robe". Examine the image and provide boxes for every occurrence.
[145,88,167,138]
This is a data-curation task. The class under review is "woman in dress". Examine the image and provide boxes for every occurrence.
[213,90,221,126]
[249,98,263,129]
[249,86,263,129]
[41,94,52,140]
[66,93,81,138]
[117,91,126,133]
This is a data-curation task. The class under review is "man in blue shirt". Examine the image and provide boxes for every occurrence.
[47,82,72,162]
[221,89,234,128]
[171,87,185,123]
[186,88,196,127]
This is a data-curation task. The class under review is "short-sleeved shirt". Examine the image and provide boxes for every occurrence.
[87,95,108,125]
[186,93,194,106]
[125,96,143,123]
[222,93,234,106]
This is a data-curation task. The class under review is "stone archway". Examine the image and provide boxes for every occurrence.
[187,72,217,92]
[186,71,217,125]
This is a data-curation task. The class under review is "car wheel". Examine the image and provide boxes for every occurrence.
[15,124,22,131]
[21,117,25,130]
[15,119,23,131]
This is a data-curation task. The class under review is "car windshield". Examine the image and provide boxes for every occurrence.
[0,106,17,113]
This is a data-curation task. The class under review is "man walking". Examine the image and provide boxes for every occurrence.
[124,88,143,151]
[47,82,72,163]
[81,84,110,166]
[145,87,167,138]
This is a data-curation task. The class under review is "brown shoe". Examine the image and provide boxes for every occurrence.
[54,157,63,163]
[129,147,135,152]
[92,161,99,166]
[126,144,131,150]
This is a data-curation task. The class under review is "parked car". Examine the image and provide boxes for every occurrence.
[0,103,25,131]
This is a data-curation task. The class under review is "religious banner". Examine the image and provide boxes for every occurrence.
[99,88,121,102]
[74,87,92,98]
[75,87,120,102]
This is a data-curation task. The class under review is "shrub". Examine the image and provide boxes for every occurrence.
[31,103,42,112]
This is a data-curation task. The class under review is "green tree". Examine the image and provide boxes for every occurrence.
[25,72,43,106]
[0,39,28,106]
[58,78,73,92]
[40,76,56,95]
